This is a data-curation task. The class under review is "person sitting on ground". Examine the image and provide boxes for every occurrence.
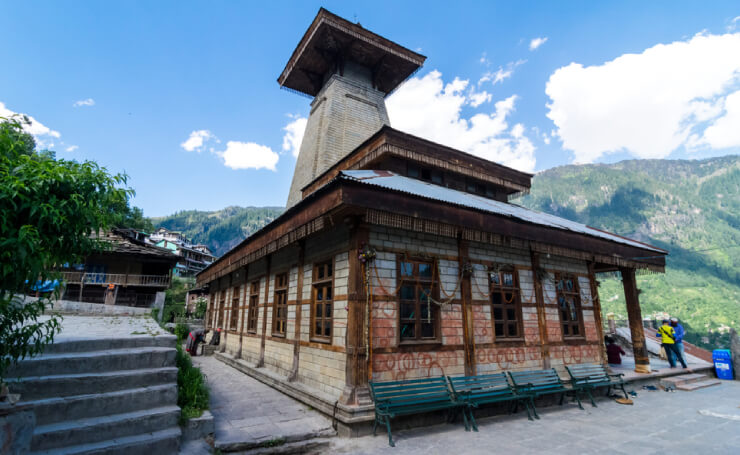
[656,319,687,368]
[185,328,208,356]
[670,317,686,366]
[605,336,626,365]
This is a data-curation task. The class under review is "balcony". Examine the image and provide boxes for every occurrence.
[60,271,171,288]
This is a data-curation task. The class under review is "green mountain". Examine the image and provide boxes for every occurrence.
[150,206,284,256]
[519,155,740,349]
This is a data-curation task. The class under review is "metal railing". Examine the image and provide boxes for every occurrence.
[59,271,170,287]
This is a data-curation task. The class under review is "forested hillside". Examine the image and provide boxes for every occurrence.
[519,155,739,349]
[150,206,284,256]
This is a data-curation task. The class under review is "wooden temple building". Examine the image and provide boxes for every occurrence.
[197,8,667,434]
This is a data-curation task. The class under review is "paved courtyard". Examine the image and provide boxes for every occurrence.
[332,380,740,454]
[38,313,168,339]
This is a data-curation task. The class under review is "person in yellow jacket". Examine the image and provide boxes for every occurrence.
[656,319,687,368]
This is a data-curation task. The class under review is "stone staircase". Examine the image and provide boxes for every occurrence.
[660,373,722,391]
[5,335,181,454]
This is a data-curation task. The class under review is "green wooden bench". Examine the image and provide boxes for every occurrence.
[447,372,534,432]
[507,368,583,419]
[369,377,466,447]
[566,363,627,407]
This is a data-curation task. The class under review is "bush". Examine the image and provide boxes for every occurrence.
[174,323,189,342]
[175,344,209,424]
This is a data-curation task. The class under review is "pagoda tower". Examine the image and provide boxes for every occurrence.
[279,8,426,207]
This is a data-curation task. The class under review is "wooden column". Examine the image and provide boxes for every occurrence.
[458,236,476,376]
[529,250,551,369]
[258,255,272,367]
[220,278,231,354]
[620,267,650,374]
[237,265,248,359]
[587,261,607,365]
[289,241,305,381]
[340,218,371,406]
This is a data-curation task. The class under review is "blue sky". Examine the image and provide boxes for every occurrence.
[2,1,739,216]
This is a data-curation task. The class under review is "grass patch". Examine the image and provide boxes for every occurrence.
[175,344,209,425]
[261,437,286,448]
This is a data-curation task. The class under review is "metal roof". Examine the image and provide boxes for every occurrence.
[339,170,665,253]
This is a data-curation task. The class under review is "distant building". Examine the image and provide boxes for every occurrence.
[60,229,179,307]
[150,227,216,277]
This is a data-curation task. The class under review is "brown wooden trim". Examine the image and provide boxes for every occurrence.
[588,261,607,365]
[272,271,289,336]
[370,245,459,262]
[530,250,551,369]
[258,256,271,368]
[621,267,650,373]
[396,257,441,344]
[458,237,475,376]
[553,271,586,340]
[309,257,336,343]
[289,241,306,381]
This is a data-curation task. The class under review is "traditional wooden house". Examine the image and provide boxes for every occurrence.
[197,8,667,435]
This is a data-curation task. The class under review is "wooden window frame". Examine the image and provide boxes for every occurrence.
[229,285,240,331]
[489,267,524,341]
[247,280,260,334]
[555,272,585,339]
[397,258,440,344]
[407,163,444,185]
[311,259,335,343]
[272,272,288,337]
[218,290,225,328]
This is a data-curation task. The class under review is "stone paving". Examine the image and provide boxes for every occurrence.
[191,355,334,451]
[37,314,167,340]
[332,380,740,454]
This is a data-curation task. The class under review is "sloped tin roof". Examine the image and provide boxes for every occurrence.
[339,170,665,253]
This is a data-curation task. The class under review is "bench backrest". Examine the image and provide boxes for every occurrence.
[566,363,609,384]
[369,377,453,407]
[447,373,515,399]
[507,369,564,392]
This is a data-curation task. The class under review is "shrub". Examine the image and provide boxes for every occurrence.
[175,344,209,424]
[174,323,189,342]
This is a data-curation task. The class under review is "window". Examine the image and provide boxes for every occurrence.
[218,290,225,327]
[311,261,334,342]
[272,273,288,336]
[247,280,260,333]
[398,260,438,342]
[555,273,583,338]
[230,285,240,330]
[490,268,522,339]
[407,163,443,185]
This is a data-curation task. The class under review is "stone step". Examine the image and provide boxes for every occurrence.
[5,367,178,400]
[30,426,181,455]
[659,373,708,388]
[40,335,176,354]
[675,379,722,391]
[6,347,176,377]
[32,405,180,451]
[23,384,177,426]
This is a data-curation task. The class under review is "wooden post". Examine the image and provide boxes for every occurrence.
[340,218,371,406]
[78,273,85,302]
[529,250,551,369]
[587,261,607,365]
[458,236,476,376]
[237,265,248,359]
[289,241,305,381]
[258,255,272,368]
[620,267,651,374]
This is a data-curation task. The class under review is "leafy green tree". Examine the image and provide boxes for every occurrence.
[0,117,133,384]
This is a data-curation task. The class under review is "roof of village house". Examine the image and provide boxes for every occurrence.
[277,8,426,97]
[338,170,666,253]
[97,230,179,261]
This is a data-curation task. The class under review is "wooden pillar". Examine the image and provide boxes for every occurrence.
[289,241,305,381]
[78,273,85,302]
[620,267,650,374]
[458,236,476,376]
[258,256,272,368]
[340,218,371,406]
[237,265,248,359]
[587,261,607,365]
[530,250,551,369]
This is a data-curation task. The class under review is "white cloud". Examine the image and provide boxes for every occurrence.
[282,116,307,157]
[387,70,536,172]
[546,32,740,163]
[216,141,279,171]
[529,37,548,51]
[479,60,526,86]
[72,98,95,107]
[728,16,740,32]
[65,145,79,152]
[180,130,216,152]
[702,90,740,149]
[468,90,492,108]
[0,101,61,148]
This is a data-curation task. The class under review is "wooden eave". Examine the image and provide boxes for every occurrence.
[301,125,533,199]
[198,178,665,286]
[277,8,426,97]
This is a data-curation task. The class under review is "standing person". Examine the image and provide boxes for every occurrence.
[671,317,686,366]
[605,336,626,365]
[186,329,208,356]
[656,319,687,368]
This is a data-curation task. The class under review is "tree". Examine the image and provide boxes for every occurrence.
[0,117,133,384]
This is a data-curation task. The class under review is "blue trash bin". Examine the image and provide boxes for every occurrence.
[712,349,734,380]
